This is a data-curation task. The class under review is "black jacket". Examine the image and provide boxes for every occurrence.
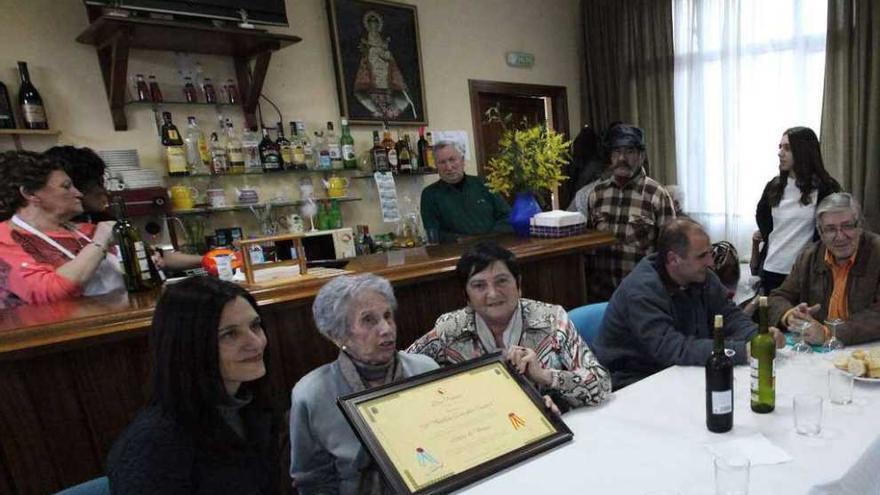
[107,405,277,495]
[754,176,839,273]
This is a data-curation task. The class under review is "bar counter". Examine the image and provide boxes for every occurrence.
[0,232,614,494]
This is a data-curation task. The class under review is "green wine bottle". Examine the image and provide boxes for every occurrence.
[750,296,776,413]
[111,199,161,292]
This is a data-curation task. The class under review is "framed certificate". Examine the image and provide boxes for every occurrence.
[337,352,573,494]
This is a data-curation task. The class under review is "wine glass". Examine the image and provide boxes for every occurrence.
[823,318,845,352]
[791,319,813,355]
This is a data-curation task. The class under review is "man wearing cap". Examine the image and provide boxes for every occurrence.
[585,123,676,301]
[420,140,512,244]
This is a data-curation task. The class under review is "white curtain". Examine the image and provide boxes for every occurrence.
[672,0,827,259]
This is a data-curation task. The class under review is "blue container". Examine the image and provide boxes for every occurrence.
[509,192,541,237]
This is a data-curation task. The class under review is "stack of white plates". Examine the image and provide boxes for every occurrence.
[98,149,165,190]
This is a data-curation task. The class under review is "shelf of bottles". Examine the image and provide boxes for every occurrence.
[350,170,438,179]
[171,196,362,217]
[166,168,369,179]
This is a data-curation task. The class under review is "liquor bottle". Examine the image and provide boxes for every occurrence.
[418,127,435,170]
[225,79,239,104]
[241,126,262,173]
[362,225,375,254]
[183,76,198,103]
[425,131,436,170]
[17,61,48,130]
[296,121,315,169]
[135,74,150,102]
[407,135,419,171]
[706,315,734,433]
[260,127,283,172]
[0,81,15,129]
[340,118,357,169]
[397,132,412,173]
[111,198,163,292]
[184,116,210,174]
[315,131,332,170]
[750,296,776,413]
[148,75,163,103]
[370,130,389,172]
[289,121,307,170]
[225,120,245,174]
[161,112,188,176]
[209,132,229,174]
[276,122,293,169]
[202,77,217,104]
[326,121,343,169]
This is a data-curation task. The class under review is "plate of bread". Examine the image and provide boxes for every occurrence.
[832,348,880,381]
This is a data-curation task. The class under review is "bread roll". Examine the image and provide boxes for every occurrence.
[868,348,880,360]
[852,349,867,360]
[833,354,851,371]
[866,357,880,379]
[848,357,867,377]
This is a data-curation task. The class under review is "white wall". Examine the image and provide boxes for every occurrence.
[0,0,583,240]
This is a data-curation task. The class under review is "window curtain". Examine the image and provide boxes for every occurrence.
[672,0,828,255]
[582,0,677,185]
[820,0,880,232]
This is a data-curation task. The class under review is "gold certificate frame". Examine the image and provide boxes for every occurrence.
[337,352,573,494]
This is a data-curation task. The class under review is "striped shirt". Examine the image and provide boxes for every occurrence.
[586,168,676,301]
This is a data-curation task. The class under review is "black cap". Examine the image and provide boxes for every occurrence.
[606,123,646,150]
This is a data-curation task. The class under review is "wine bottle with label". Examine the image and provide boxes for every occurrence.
[706,314,733,433]
[161,112,189,176]
[0,81,15,129]
[750,296,776,413]
[17,61,48,130]
[259,127,282,172]
[111,198,162,292]
[340,118,357,169]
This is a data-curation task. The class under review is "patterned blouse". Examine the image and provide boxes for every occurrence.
[406,298,611,409]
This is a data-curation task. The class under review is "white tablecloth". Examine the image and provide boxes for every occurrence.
[461,349,880,494]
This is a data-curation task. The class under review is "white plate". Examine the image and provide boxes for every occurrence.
[853,375,880,383]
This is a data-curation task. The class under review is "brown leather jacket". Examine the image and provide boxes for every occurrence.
[768,231,880,345]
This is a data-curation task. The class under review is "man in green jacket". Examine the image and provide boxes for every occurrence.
[420,140,511,243]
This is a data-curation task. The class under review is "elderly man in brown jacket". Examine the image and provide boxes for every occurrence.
[768,193,880,345]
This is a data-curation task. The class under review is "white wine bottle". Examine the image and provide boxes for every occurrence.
[750,296,776,413]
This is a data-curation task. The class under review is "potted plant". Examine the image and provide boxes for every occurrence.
[483,108,570,236]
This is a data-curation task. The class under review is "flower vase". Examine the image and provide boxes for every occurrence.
[509,192,541,237]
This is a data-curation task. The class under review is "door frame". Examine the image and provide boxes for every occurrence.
[468,80,570,177]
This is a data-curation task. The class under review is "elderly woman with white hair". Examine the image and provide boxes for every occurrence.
[289,274,438,495]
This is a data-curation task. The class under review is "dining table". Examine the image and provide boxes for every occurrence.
[462,346,880,494]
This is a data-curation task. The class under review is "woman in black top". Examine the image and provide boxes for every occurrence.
[754,126,841,294]
[107,277,281,494]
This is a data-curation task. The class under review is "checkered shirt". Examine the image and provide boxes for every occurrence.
[586,168,676,301]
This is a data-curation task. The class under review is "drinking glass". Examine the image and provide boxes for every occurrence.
[823,318,845,352]
[828,368,854,405]
[791,320,813,355]
[793,394,823,436]
[714,456,750,495]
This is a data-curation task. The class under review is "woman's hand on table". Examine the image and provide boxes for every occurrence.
[506,345,553,387]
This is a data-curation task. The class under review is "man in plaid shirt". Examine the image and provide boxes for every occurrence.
[586,124,676,301]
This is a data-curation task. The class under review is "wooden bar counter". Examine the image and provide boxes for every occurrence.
[0,232,614,494]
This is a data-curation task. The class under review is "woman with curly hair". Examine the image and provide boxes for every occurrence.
[0,150,122,307]
[754,126,842,294]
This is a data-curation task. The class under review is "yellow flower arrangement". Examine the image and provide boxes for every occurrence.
[484,123,570,197]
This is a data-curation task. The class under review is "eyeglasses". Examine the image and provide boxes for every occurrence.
[820,222,858,237]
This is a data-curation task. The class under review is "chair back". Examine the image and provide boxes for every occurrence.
[568,302,608,347]
[54,476,110,495]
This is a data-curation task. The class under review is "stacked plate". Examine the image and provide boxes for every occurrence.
[98,149,165,189]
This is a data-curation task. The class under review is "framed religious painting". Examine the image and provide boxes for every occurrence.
[337,352,573,494]
[326,0,428,125]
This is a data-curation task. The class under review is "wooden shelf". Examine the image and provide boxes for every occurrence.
[0,129,61,150]
[76,15,301,131]
[172,197,362,216]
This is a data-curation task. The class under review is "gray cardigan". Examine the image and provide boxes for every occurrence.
[289,351,438,495]
[594,254,757,389]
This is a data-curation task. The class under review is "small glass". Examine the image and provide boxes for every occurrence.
[714,456,750,495]
[828,368,854,405]
[793,394,823,436]
[823,318,845,352]
[791,320,813,355]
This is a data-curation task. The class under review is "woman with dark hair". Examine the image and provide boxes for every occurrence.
[754,126,841,294]
[290,274,437,494]
[44,146,112,223]
[108,276,280,494]
[0,151,122,308]
[407,241,611,411]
